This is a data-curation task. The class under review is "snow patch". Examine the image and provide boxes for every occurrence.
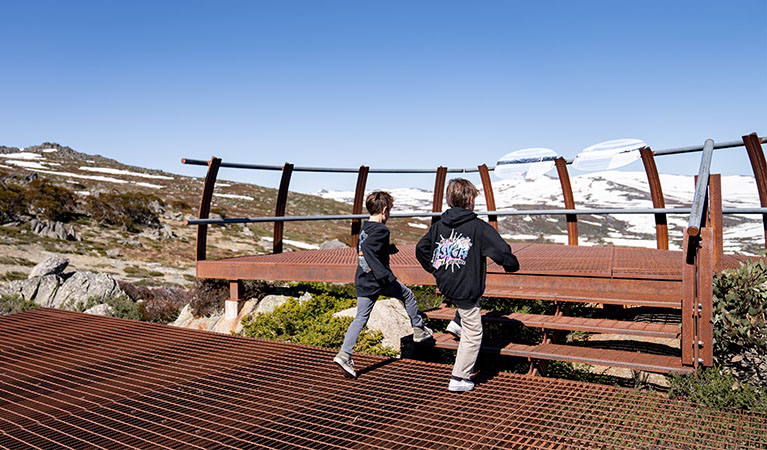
[259,236,319,250]
[408,222,428,229]
[217,193,255,201]
[134,182,163,189]
[0,152,44,160]
[4,160,49,170]
[79,167,174,180]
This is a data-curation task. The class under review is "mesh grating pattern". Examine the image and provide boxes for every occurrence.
[1,309,765,449]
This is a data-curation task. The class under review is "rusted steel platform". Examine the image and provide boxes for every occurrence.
[1,309,765,449]
[197,243,748,307]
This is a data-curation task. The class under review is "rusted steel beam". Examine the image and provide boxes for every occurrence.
[194,157,221,262]
[555,157,578,245]
[742,132,767,248]
[640,147,669,250]
[708,174,723,272]
[350,165,369,248]
[478,164,498,230]
[431,166,447,225]
[273,162,294,254]
[698,227,714,366]
[681,232,697,367]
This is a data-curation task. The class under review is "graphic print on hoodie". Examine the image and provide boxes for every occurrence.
[416,207,519,305]
[431,230,473,272]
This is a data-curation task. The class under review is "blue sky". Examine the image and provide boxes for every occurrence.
[1,0,766,192]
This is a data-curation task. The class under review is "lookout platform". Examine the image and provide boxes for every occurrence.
[1,308,765,449]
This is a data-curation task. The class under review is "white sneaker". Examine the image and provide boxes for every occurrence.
[448,377,474,392]
[333,351,357,379]
[446,320,462,339]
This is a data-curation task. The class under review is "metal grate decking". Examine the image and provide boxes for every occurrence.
[0,309,765,449]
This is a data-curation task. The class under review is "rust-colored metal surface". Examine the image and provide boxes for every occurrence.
[425,305,680,339]
[743,132,767,248]
[431,166,447,225]
[2,308,765,449]
[194,157,221,262]
[555,157,578,246]
[640,147,669,250]
[426,333,692,374]
[350,165,369,248]
[199,243,746,307]
[478,164,498,230]
[273,162,294,254]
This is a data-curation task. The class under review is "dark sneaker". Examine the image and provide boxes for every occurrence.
[446,320,462,339]
[333,351,357,379]
[448,376,474,392]
[413,325,434,343]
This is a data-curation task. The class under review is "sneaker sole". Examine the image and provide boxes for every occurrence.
[412,335,434,343]
[446,330,461,340]
[333,357,357,379]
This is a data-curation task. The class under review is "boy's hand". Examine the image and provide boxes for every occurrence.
[503,263,520,273]
[389,244,399,254]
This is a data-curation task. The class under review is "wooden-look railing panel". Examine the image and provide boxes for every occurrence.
[555,157,577,245]
[432,166,447,225]
[350,165,369,248]
[273,163,294,254]
[195,157,221,262]
[708,174,723,271]
[478,164,498,230]
[743,132,767,248]
[640,147,668,250]
[681,232,696,366]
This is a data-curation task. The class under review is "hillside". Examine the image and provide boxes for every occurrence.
[0,143,764,289]
[0,143,362,286]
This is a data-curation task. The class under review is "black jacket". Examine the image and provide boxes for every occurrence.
[416,207,519,305]
[355,221,398,297]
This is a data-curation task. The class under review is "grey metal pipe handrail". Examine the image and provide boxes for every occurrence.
[185,206,767,225]
[181,137,765,174]
[687,139,715,236]
[180,158,482,174]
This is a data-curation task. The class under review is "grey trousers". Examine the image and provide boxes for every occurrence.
[341,281,425,355]
[451,303,483,380]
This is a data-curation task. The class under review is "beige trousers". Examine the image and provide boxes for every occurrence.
[452,304,483,380]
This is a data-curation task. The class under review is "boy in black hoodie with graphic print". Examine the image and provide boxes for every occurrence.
[333,191,433,379]
[416,178,519,392]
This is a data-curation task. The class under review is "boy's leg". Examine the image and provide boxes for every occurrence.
[452,303,482,380]
[379,281,425,329]
[340,295,377,354]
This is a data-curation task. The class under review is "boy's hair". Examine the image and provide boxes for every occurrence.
[446,178,479,209]
[366,191,394,215]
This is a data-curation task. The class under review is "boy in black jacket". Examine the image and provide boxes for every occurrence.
[416,178,519,392]
[334,191,433,379]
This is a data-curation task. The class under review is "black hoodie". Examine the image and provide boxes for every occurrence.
[416,207,519,306]
[355,221,398,297]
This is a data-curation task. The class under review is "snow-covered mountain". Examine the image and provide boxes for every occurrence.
[316,171,765,256]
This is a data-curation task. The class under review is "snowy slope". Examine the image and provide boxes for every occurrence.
[316,171,764,255]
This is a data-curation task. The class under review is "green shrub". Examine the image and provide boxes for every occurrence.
[72,295,143,321]
[118,281,188,323]
[25,179,77,222]
[668,367,767,412]
[0,183,27,223]
[240,293,398,357]
[712,259,767,354]
[85,192,160,231]
[0,295,40,316]
[0,271,28,282]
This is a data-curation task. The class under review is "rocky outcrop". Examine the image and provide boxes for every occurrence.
[334,298,412,354]
[170,292,312,335]
[28,256,69,278]
[29,219,79,241]
[0,256,126,311]
[319,239,348,249]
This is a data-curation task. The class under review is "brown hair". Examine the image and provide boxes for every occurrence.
[446,178,479,209]
[365,190,394,215]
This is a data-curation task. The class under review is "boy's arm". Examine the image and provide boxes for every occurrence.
[415,227,436,273]
[481,223,520,273]
[361,227,397,283]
